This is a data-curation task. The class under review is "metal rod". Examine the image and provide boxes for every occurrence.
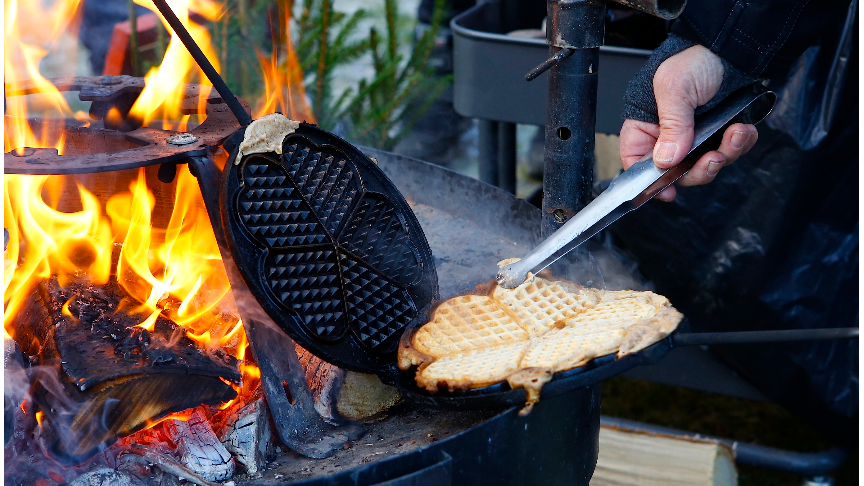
[150,0,252,126]
[498,122,517,194]
[673,328,859,346]
[478,119,499,186]
[600,416,849,476]
[541,0,606,238]
[525,48,574,82]
[128,0,141,77]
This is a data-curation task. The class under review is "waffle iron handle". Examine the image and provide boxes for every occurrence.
[672,328,859,346]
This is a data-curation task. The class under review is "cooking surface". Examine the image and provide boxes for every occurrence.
[366,147,540,300]
[236,405,495,484]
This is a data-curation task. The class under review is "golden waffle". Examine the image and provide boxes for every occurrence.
[416,342,529,392]
[411,294,529,359]
[399,274,683,411]
[491,277,600,335]
[520,323,628,371]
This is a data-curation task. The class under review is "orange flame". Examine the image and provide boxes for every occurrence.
[4,175,113,333]
[4,0,84,154]
[3,0,311,422]
[129,0,224,128]
[143,409,194,430]
[108,166,231,329]
[252,4,315,122]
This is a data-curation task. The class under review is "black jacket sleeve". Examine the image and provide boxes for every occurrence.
[671,0,852,79]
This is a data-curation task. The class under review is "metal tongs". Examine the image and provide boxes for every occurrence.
[497,85,777,288]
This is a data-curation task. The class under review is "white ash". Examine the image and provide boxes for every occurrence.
[165,410,235,482]
[68,468,143,486]
[219,398,275,475]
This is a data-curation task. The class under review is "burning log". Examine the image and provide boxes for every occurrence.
[295,345,401,422]
[163,409,235,482]
[296,345,344,423]
[219,398,274,475]
[13,277,240,464]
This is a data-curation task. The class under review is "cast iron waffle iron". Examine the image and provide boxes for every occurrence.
[221,124,439,375]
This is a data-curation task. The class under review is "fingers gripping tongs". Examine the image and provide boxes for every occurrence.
[496,85,777,289]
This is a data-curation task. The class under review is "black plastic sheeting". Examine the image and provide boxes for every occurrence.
[609,4,858,444]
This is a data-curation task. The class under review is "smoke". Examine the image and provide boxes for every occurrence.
[5,340,31,412]
[545,233,654,292]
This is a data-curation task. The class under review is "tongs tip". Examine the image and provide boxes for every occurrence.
[496,265,527,289]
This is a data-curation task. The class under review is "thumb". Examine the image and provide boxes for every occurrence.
[652,83,696,169]
[651,45,725,168]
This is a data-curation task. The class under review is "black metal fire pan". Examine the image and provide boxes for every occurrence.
[394,319,858,410]
[394,316,678,410]
[4,76,243,175]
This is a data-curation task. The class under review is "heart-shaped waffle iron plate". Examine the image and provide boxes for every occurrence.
[222,124,438,374]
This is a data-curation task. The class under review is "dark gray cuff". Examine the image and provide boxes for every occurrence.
[621,33,763,124]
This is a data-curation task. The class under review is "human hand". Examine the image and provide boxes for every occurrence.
[619,45,759,201]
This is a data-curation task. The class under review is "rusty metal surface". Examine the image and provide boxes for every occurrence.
[4,76,245,175]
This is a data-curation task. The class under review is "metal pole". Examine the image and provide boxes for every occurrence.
[150,0,252,127]
[478,119,499,186]
[498,122,517,194]
[541,0,605,238]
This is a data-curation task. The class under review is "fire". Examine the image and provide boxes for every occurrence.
[252,2,315,122]
[5,166,261,410]
[129,0,224,128]
[143,409,193,430]
[4,166,234,342]
[4,0,84,155]
[109,166,231,331]
[3,175,113,331]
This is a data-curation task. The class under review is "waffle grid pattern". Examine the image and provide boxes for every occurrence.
[234,138,424,354]
[409,278,681,390]
[338,194,421,287]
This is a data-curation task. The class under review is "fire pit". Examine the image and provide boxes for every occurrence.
[4,68,604,485]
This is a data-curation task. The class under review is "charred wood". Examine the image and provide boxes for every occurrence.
[163,409,235,482]
[294,344,401,422]
[120,448,221,486]
[50,278,240,389]
[295,345,344,423]
[16,278,239,464]
[218,398,274,475]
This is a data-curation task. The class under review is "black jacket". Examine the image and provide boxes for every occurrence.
[672,0,853,79]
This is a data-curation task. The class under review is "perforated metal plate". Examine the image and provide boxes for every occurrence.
[222,124,438,374]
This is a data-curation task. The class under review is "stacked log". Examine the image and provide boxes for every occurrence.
[10,277,240,464]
